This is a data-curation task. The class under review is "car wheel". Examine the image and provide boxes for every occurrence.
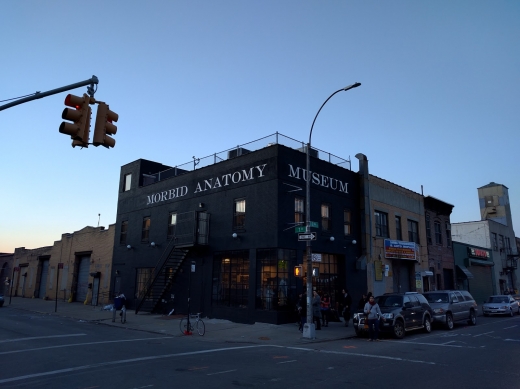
[393,320,405,339]
[468,310,477,326]
[423,317,432,333]
[446,313,454,330]
[510,309,514,317]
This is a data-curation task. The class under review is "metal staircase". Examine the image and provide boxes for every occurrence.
[134,240,189,314]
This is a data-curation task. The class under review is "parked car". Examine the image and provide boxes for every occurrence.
[0,294,4,307]
[353,292,433,339]
[423,290,478,329]
[482,295,520,317]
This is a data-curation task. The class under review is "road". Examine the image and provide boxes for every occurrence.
[1,308,520,388]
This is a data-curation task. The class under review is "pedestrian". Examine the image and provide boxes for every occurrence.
[320,292,331,327]
[297,293,307,332]
[364,295,384,341]
[341,288,353,327]
[312,290,322,330]
[357,293,367,310]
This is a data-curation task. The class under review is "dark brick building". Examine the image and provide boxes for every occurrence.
[111,140,364,324]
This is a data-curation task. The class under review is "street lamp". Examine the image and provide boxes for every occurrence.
[304,82,361,339]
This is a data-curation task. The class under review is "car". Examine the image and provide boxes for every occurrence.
[0,294,4,307]
[482,295,520,317]
[423,290,478,329]
[353,292,433,339]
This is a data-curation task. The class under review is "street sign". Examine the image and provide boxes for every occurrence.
[310,221,319,228]
[295,226,306,233]
[298,232,316,241]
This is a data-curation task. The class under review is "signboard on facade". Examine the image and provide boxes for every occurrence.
[467,247,490,260]
[311,253,322,262]
[384,239,417,260]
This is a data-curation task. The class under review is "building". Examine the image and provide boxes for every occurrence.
[423,196,455,291]
[10,226,114,305]
[111,135,364,324]
[452,182,518,294]
[357,154,430,297]
[1,252,14,295]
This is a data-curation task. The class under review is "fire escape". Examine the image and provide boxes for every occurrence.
[134,211,210,314]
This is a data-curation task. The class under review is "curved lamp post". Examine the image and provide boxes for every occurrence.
[304,82,361,339]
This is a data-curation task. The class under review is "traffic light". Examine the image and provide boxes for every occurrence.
[59,94,91,147]
[312,267,320,277]
[294,265,303,277]
[93,102,118,148]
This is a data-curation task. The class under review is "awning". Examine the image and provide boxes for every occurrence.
[421,271,434,277]
[456,265,474,279]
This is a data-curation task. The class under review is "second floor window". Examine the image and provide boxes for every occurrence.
[434,221,442,245]
[492,233,498,250]
[141,217,150,242]
[395,216,402,240]
[408,219,419,244]
[295,197,305,225]
[120,221,128,245]
[426,213,432,244]
[321,204,331,231]
[375,211,389,238]
[505,237,511,254]
[233,199,246,230]
[446,223,452,247]
[167,212,177,238]
[344,209,351,236]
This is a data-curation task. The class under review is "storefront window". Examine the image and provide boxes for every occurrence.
[256,249,297,311]
[212,250,249,308]
[304,253,339,306]
[135,268,154,300]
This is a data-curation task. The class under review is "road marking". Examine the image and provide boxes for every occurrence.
[504,339,520,342]
[0,333,87,343]
[473,331,494,338]
[396,341,475,349]
[503,325,517,329]
[207,369,237,376]
[277,360,297,364]
[0,336,174,355]
[314,349,436,364]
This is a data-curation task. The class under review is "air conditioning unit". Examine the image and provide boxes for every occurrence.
[227,147,250,159]
[297,146,319,159]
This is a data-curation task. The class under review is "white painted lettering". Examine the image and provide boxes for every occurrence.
[330,179,338,190]
[213,177,222,188]
[321,176,329,188]
[204,179,213,191]
[288,164,301,179]
[255,164,267,177]
[242,168,254,181]
[312,172,320,185]
[222,174,232,186]
[147,196,154,205]
[194,183,203,194]
[339,181,348,193]
[231,172,241,183]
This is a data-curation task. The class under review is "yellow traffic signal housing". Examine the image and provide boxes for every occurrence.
[59,94,91,147]
[93,102,118,148]
[294,265,303,277]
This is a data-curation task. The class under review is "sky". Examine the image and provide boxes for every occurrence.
[1,1,519,253]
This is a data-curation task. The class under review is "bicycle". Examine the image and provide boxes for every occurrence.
[179,312,205,336]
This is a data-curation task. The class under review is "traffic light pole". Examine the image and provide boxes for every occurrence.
[0,76,98,111]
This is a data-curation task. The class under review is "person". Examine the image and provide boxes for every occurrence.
[297,293,307,332]
[364,295,384,341]
[320,293,331,327]
[312,290,322,330]
[341,288,353,327]
[357,293,367,310]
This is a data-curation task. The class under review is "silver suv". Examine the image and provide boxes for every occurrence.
[423,290,477,330]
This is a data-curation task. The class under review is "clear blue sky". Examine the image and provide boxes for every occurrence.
[1,1,519,253]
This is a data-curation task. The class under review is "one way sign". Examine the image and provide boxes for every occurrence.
[298,232,317,241]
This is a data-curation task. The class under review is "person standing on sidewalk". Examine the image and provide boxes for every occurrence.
[312,290,322,330]
[297,293,307,332]
[320,292,331,327]
[364,295,384,341]
[341,288,353,327]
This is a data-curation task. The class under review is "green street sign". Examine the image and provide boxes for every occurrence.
[295,226,306,233]
[310,221,319,228]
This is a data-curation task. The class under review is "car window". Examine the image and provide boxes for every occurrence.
[424,293,449,303]
[416,294,429,305]
[450,293,459,303]
[377,295,403,307]
[409,295,420,306]
[487,296,508,303]
[403,296,411,306]
[461,291,474,301]
[454,292,464,301]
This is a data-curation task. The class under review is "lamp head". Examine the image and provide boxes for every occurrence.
[352,240,357,245]
[126,245,132,250]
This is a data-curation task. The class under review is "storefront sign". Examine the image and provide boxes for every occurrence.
[467,247,490,260]
[146,163,267,205]
[287,164,349,194]
[384,239,417,260]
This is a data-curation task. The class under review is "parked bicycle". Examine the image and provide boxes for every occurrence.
[180,312,205,336]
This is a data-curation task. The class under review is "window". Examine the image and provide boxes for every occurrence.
[407,219,419,243]
[141,217,150,242]
[256,249,296,311]
[295,197,305,225]
[304,252,339,305]
[135,268,154,300]
[505,237,511,254]
[446,222,452,247]
[395,216,402,240]
[212,250,249,308]
[491,233,498,250]
[499,235,505,251]
[375,211,389,238]
[434,221,442,245]
[233,199,246,230]
[344,209,351,236]
[167,212,177,238]
[124,173,132,192]
[321,204,331,231]
[119,221,128,245]
[425,213,432,244]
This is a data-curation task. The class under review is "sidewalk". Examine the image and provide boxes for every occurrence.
[3,297,355,345]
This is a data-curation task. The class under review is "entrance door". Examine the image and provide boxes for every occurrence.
[39,260,50,299]
[91,277,100,306]
[75,256,91,302]
[392,260,411,293]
